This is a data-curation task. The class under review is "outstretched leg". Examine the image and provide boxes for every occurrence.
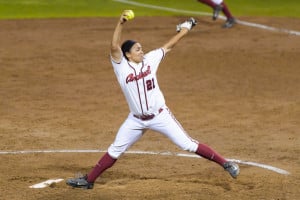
[66,115,145,189]
[87,152,117,183]
[150,108,240,178]
[66,153,116,189]
[196,143,226,166]
[196,143,239,178]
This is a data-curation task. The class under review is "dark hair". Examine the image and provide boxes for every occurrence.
[121,40,137,60]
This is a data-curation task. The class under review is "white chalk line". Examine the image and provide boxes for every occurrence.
[0,149,288,189]
[1,149,290,178]
[114,0,300,36]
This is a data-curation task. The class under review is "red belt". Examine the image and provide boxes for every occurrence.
[134,108,163,121]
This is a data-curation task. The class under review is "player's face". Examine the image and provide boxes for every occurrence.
[127,43,144,63]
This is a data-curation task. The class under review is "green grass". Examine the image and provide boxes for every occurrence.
[0,0,299,19]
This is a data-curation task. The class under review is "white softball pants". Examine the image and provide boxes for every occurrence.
[108,107,199,159]
[212,0,223,5]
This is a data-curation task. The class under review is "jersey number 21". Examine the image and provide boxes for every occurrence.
[146,78,155,91]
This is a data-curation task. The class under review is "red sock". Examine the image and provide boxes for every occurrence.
[197,0,216,8]
[87,152,117,183]
[196,143,227,166]
[221,2,234,19]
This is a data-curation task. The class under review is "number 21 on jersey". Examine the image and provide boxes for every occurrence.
[146,78,155,91]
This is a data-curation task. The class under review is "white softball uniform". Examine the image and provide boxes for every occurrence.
[212,0,223,4]
[108,48,199,159]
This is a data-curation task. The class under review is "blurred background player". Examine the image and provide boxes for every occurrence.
[197,0,236,28]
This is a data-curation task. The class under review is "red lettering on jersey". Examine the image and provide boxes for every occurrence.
[126,66,151,83]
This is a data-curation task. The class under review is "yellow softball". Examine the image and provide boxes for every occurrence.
[125,10,135,20]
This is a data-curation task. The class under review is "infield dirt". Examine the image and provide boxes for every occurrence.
[0,16,299,200]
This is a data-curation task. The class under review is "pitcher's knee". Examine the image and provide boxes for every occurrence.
[180,141,198,153]
[107,144,127,159]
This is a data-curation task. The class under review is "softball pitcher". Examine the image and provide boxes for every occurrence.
[66,10,239,189]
